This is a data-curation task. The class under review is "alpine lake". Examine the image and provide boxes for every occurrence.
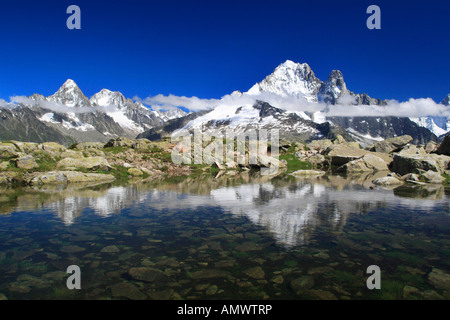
[0,170,449,300]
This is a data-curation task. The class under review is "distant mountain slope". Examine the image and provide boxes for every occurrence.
[0,80,187,145]
[410,94,450,138]
[0,107,75,145]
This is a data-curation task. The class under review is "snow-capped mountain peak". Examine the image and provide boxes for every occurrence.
[318,70,349,104]
[49,79,91,108]
[60,79,78,91]
[441,94,450,106]
[247,60,322,102]
[90,89,127,108]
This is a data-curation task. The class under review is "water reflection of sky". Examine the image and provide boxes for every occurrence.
[1,178,449,248]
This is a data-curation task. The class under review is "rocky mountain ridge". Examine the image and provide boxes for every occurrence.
[139,60,443,146]
[0,80,187,145]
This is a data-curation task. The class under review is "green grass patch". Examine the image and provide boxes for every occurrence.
[279,153,312,173]
[330,270,358,286]
[103,146,130,154]
[443,173,450,185]
[372,279,405,300]
[34,152,60,172]
[283,260,298,268]
[384,250,426,266]
[188,163,220,175]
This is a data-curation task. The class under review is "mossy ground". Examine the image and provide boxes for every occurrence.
[443,173,450,185]
[279,146,312,174]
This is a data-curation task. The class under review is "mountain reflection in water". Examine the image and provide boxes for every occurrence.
[1,173,448,249]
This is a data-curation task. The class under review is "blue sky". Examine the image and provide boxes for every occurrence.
[0,0,449,103]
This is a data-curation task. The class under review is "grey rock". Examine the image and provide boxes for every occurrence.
[369,135,413,153]
[290,170,326,177]
[337,154,389,173]
[422,171,445,184]
[15,155,39,170]
[30,171,115,185]
[391,153,450,175]
[425,141,438,153]
[372,176,404,187]
[57,157,112,171]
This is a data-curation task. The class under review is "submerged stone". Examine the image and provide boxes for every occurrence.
[60,245,85,253]
[109,282,147,300]
[291,276,314,294]
[101,245,120,253]
[128,267,168,283]
[243,266,265,280]
[307,289,338,300]
[205,285,218,295]
[190,269,230,280]
[428,268,450,291]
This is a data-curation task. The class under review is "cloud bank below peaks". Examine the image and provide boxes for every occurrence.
[141,91,450,118]
[2,91,449,119]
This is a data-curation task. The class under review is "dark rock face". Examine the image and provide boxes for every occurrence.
[0,107,75,146]
[137,110,210,141]
[437,135,450,156]
[441,94,450,106]
[329,116,438,145]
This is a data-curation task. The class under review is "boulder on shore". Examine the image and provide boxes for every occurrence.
[337,154,389,173]
[29,171,115,185]
[324,144,392,167]
[369,135,413,154]
[391,153,450,176]
[15,155,38,170]
[104,137,136,148]
[372,176,404,187]
[422,170,446,184]
[57,157,112,171]
[290,170,326,177]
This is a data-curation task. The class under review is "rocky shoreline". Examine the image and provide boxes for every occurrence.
[292,134,450,188]
[1,135,449,188]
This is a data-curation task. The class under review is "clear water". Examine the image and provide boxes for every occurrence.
[0,173,449,300]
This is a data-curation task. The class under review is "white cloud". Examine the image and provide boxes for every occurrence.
[142,94,220,112]
[337,93,357,105]
[2,91,449,119]
[140,92,450,118]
